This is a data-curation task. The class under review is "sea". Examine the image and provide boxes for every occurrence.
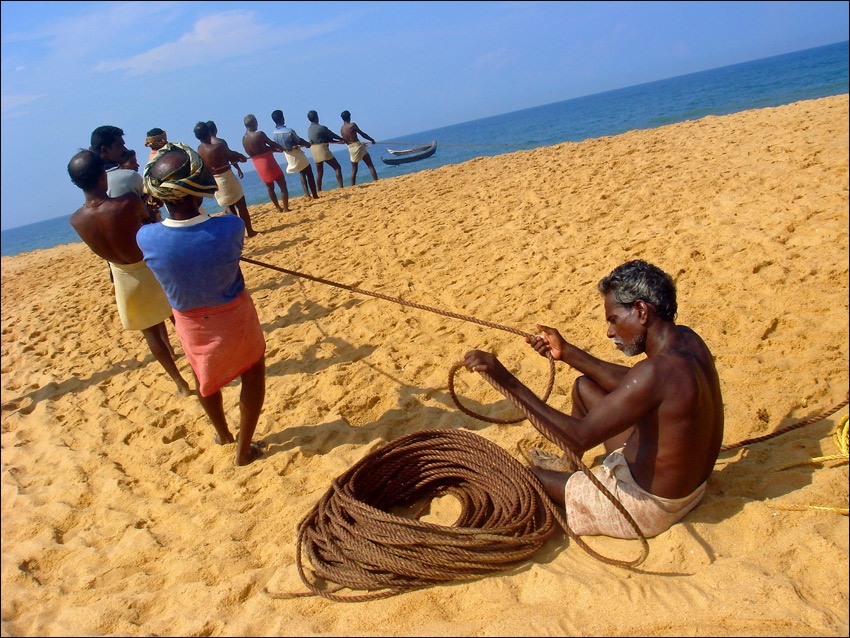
[2,40,847,258]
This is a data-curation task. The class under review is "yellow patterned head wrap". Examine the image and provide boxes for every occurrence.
[144,131,168,148]
[143,142,217,202]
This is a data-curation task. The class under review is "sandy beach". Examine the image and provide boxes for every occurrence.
[2,94,848,636]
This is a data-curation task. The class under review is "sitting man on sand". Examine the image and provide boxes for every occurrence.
[67,150,192,398]
[340,110,379,186]
[138,142,267,466]
[271,109,319,200]
[463,260,724,538]
[194,121,257,237]
[242,113,289,213]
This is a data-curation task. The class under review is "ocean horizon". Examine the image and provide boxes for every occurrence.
[2,40,847,259]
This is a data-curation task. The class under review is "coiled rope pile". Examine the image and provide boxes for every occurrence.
[242,256,848,599]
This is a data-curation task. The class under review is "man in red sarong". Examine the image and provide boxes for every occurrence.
[138,142,268,466]
[241,113,290,213]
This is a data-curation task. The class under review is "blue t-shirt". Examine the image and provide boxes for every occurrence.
[274,125,298,151]
[136,214,246,312]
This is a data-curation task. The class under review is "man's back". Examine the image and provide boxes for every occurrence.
[243,130,274,157]
[623,325,723,499]
[70,195,146,265]
[340,122,360,144]
[197,140,230,173]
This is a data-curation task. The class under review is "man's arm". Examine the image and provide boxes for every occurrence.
[324,126,346,144]
[261,132,284,153]
[355,124,376,145]
[528,324,629,392]
[463,350,659,451]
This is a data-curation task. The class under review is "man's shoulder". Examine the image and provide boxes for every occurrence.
[208,213,246,230]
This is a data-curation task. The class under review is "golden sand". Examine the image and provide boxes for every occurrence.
[2,94,848,636]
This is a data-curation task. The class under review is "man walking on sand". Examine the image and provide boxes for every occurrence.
[242,114,289,213]
[67,149,192,398]
[307,110,345,192]
[194,121,258,237]
[340,110,379,186]
[463,260,724,538]
[138,142,268,466]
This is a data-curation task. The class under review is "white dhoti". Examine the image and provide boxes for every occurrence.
[284,148,310,174]
[310,143,334,163]
[213,169,244,208]
[109,260,172,331]
[563,447,707,539]
[348,141,368,162]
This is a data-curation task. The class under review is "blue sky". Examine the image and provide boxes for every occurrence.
[1,1,847,231]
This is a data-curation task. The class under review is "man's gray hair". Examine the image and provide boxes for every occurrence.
[597,260,677,321]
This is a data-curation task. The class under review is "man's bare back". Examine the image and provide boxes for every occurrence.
[242,130,281,158]
[603,325,723,498]
[70,195,148,265]
[340,122,362,144]
[197,140,234,174]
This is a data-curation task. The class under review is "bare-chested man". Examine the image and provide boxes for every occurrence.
[206,120,244,178]
[194,121,257,237]
[340,110,379,186]
[67,149,192,398]
[463,260,724,539]
[241,114,289,213]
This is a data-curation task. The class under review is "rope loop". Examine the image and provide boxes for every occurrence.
[285,428,647,602]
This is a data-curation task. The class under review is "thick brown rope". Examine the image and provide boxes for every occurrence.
[242,256,844,596]
[450,363,650,561]
[277,428,649,603]
[719,394,849,452]
[275,429,561,601]
[245,256,648,600]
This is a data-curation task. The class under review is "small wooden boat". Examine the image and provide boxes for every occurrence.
[386,141,436,156]
[381,141,437,166]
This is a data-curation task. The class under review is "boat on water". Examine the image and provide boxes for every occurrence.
[386,141,437,156]
[380,141,437,166]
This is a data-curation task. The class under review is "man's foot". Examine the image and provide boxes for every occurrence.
[235,441,267,466]
[246,229,259,238]
[522,447,576,473]
[174,382,193,398]
[215,432,236,445]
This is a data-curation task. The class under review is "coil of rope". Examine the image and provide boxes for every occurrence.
[242,256,847,597]
[244,256,649,601]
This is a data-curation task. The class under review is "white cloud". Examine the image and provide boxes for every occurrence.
[92,11,347,76]
[472,47,515,70]
[93,11,263,75]
[1,93,46,116]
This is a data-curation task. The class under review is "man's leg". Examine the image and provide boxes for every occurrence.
[363,155,379,181]
[316,162,325,191]
[349,161,359,186]
[572,375,633,453]
[234,356,266,466]
[265,182,282,212]
[141,323,191,396]
[195,386,235,445]
[234,197,258,237]
[299,172,310,197]
[528,466,571,506]
[275,176,289,211]
[329,158,344,189]
[304,167,319,198]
